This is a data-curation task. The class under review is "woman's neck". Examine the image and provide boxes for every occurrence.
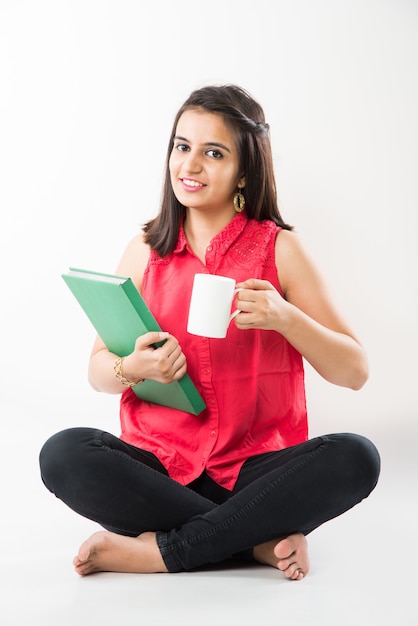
[183,208,236,264]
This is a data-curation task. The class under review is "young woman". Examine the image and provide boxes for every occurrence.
[40,84,380,580]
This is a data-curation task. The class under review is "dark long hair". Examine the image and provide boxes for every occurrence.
[143,84,293,256]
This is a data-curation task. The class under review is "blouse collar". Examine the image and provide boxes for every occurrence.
[173,211,249,256]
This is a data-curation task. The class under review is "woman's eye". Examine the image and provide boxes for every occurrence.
[175,143,189,152]
[207,149,223,159]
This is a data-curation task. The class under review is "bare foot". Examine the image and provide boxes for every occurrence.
[73,531,168,576]
[253,533,309,581]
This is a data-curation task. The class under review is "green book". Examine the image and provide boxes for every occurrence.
[61,267,206,415]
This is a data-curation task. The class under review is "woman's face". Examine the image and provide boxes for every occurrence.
[169,108,245,214]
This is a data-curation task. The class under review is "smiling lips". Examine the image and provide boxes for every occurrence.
[181,178,206,191]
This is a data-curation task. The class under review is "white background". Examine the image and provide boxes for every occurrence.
[1,0,416,438]
[0,2,417,622]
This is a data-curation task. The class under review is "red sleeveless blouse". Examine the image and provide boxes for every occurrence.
[119,212,308,489]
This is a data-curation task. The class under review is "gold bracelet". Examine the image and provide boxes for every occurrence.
[113,357,144,388]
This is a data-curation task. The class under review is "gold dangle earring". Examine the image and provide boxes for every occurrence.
[233,187,245,213]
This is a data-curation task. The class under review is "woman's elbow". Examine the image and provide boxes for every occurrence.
[348,350,369,390]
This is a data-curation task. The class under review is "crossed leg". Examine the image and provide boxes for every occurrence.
[41,429,379,580]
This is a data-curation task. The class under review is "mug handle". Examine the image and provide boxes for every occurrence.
[229,287,243,321]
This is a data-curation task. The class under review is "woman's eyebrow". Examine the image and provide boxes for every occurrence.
[203,141,231,153]
[174,135,231,154]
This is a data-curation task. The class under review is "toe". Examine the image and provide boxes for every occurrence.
[277,557,292,572]
[284,563,299,579]
[291,568,304,581]
[274,538,295,561]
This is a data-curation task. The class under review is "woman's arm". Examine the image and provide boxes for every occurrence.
[87,233,187,394]
[235,230,368,390]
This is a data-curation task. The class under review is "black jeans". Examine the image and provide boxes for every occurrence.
[39,427,380,572]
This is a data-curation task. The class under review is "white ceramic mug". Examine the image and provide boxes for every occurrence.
[187,273,241,338]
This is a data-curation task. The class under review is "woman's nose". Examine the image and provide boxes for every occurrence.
[182,150,202,173]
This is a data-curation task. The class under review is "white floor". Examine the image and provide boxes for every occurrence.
[2,401,417,626]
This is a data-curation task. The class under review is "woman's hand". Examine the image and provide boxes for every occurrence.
[122,332,187,385]
[234,279,289,332]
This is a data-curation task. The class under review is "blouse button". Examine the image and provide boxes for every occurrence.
[207,245,212,251]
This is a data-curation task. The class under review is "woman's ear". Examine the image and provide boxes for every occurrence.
[238,175,246,189]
